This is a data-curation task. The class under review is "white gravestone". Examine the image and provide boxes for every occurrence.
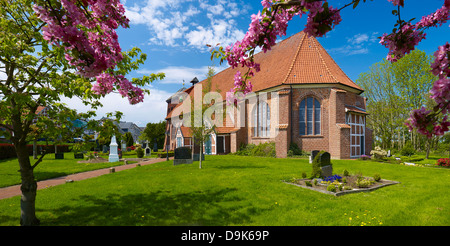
[109,135,120,162]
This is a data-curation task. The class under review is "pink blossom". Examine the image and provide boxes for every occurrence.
[430,42,450,78]
[387,0,404,7]
[224,0,340,103]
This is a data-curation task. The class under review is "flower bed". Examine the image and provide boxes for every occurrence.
[286,174,399,196]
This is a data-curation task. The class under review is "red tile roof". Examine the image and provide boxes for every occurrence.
[166,31,364,121]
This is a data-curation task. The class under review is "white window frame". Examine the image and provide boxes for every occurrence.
[347,113,365,158]
[252,101,270,137]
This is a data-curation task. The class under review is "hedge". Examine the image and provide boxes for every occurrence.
[0,143,70,160]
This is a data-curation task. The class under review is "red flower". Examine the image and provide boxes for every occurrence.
[436,158,450,167]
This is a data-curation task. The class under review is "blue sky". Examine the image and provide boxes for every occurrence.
[63,0,450,126]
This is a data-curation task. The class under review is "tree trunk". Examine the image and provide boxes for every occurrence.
[199,140,203,169]
[15,141,40,226]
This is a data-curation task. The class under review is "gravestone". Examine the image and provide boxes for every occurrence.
[121,141,127,152]
[55,153,64,159]
[153,142,158,153]
[74,153,84,159]
[145,146,151,156]
[173,147,193,165]
[109,135,120,162]
[102,145,108,153]
[310,150,320,164]
[318,151,332,177]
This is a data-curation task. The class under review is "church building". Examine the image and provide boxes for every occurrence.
[164,31,372,159]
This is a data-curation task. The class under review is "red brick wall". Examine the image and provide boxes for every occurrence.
[166,86,370,159]
[291,88,331,154]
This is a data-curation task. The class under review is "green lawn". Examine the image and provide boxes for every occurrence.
[0,151,144,188]
[0,155,449,226]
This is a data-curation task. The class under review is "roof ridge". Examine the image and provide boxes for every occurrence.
[312,36,338,83]
[282,32,306,84]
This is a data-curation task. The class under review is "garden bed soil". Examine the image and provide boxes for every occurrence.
[286,175,400,196]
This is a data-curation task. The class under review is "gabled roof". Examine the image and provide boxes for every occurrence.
[200,31,363,99]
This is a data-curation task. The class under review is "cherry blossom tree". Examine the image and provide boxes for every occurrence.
[0,0,163,225]
[212,0,449,138]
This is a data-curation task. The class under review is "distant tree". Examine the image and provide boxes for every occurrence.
[140,121,166,149]
[124,132,134,147]
[356,50,437,151]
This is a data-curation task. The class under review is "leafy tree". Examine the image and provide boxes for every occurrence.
[139,121,166,149]
[124,132,134,147]
[356,50,437,152]
[0,0,163,225]
[190,66,218,169]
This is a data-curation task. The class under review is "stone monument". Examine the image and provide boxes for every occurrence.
[109,135,120,162]
[318,151,332,177]
[121,140,127,152]
[145,145,151,156]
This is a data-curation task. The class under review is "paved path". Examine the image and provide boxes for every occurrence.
[0,158,172,200]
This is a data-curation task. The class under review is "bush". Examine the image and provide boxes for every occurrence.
[305,181,312,187]
[136,147,144,158]
[327,185,336,192]
[289,142,304,156]
[436,158,450,167]
[310,150,331,178]
[157,152,174,158]
[370,146,387,160]
[301,172,307,178]
[234,142,276,157]
[400,143,415,156]
[373,173,381,182]
[343,169,349,176]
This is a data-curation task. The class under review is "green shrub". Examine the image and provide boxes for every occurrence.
[401,143,415,156]
[136,147,144,158]
[373,173,381,182]
[235,142,276,157]
[289,142,303,156]
[310,150,330,178]
[327,185,336,192]
[301,172,307,178]
[305,181,312,187]
[370,146,387,160]
[287,150,294,157]
[343,169,349,176]
[356,178,374,188]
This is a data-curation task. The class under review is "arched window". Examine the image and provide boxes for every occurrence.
[299,97,321,135]
[252,101,270,137]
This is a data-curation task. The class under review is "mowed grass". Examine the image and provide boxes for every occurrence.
[0,151,146,188]
[0,155,449,226]
[0,154,123,188]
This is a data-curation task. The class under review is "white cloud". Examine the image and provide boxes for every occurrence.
[328,32,379,56]
[137,65,228,85]
[347,33,368,45]
[60,88,173,125]
[125,0,248,51]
